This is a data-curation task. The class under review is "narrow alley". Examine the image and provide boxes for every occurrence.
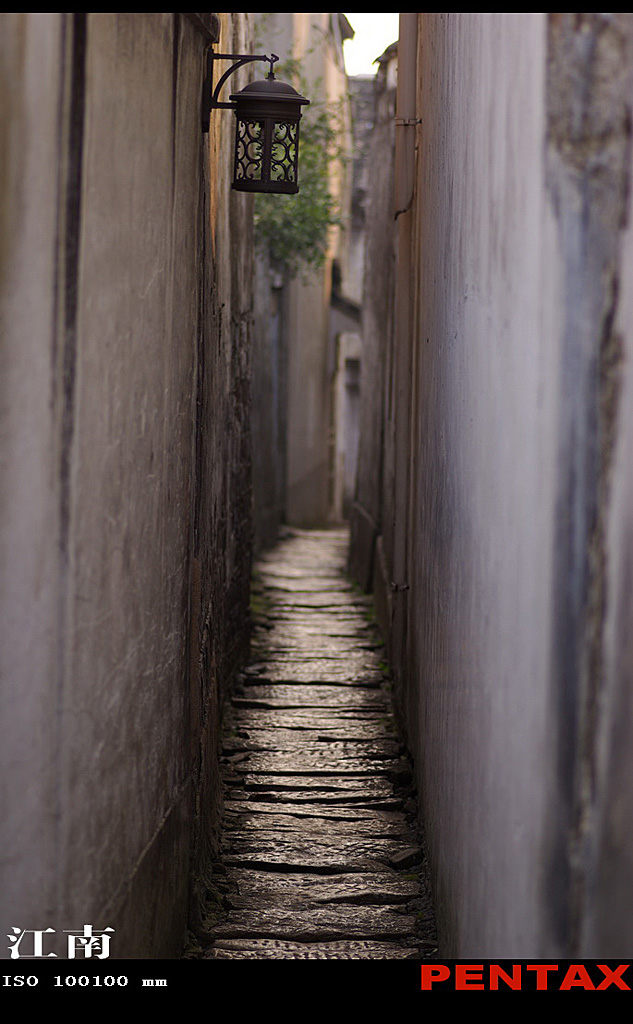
[199,528,437,960]
[7,12,633,972]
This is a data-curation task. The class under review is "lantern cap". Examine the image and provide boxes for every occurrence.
[230,76,309,107]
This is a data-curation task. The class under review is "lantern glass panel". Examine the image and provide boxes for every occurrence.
[235,119,264,182]
[271,122,298,184]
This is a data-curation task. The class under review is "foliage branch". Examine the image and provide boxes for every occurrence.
[254,59,347,278]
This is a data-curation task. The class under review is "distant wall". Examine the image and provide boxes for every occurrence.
[351,12,633,957]
[0,12,253,958]
[251,13,352,532]
[251,259,287,553]
[349,57,397,593]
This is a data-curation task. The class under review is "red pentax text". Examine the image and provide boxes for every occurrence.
[421,963,631,991]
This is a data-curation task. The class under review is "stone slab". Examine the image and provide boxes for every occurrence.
[208,939,421,959]
[212,905,418,941]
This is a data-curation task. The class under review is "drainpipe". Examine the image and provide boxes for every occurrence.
[394,13,418,220]
[390,13,418,698]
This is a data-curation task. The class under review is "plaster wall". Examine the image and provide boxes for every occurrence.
[0,11,253,958]
[406,13,561,956]
[0,11,67,948]
[352,11,633,956]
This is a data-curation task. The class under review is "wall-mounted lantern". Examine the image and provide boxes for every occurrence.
[202,50,309,195]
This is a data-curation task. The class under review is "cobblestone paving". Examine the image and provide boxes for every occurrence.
[203,527,437,960]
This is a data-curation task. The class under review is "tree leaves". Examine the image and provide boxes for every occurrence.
[254,74,346,279]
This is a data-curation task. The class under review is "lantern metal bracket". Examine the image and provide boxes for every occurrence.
[202,49,280,132]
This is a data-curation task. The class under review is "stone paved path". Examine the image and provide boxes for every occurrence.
[203,527,437,960]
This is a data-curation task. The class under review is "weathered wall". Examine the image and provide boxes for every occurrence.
[351,12,633,957]
[543,12,633,955]
[0,12,252,958]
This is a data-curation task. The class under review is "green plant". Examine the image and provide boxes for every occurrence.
[254,60,347,278]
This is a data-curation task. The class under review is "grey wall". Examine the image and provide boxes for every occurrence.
[251,259,287,553]
[0,12,253,958]
[351,12,633,957]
